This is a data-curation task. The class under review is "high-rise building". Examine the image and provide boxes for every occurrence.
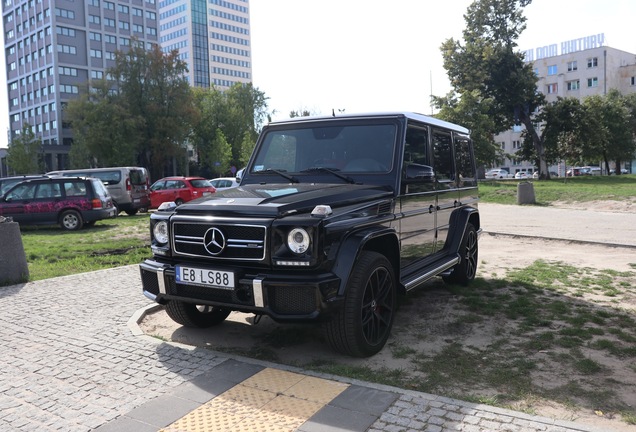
[496,38,636,176]
[2,0,160,171]
[158,0,251,90]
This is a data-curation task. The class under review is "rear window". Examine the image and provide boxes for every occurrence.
[91,179,110,199]
[190,179,212,188]
[129,169,147,185]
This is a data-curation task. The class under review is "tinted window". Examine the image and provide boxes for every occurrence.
[129,169,147,185]
[253,123,396,173]
[454,135,475,182]
[150,181,166,191]
[432,130,454,181]
[91,179,109,199]
[166,180,185,189]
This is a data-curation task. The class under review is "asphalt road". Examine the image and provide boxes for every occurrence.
[479,202,636,247]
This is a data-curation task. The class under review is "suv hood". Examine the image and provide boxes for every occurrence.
[173,183,393,218]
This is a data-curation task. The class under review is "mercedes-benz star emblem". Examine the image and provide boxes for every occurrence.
[203,227,226,255]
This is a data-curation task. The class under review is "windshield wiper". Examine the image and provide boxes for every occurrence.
[254,168,299,183]
[301,167,356,184]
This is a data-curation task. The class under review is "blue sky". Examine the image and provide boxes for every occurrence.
[2,0,636,148]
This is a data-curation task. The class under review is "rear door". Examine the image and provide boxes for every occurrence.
[431,128,456,251]
[128,168,150,207]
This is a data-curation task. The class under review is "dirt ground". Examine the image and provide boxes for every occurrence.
[139,201,636,431]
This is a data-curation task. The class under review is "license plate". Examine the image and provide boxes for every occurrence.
[175,265,235,289]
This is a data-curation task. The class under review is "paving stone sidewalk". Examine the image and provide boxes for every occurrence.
[0,264,615,431]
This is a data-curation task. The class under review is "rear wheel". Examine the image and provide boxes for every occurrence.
[164,300,231,327]
[443,223,478,285]
[325,251,396,357]
[125,209,138,216]
[59,210,83,231]
[174,198,184,206]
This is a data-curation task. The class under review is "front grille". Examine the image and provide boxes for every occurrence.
[172,221,266,260]
[268,286,317,315]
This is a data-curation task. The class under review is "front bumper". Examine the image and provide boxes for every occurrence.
[139,259,343,321]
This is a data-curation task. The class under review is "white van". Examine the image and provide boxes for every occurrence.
[46,167,150,215]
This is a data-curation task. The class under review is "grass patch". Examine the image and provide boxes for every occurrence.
[479,175,636,205]
[17,214,150,282]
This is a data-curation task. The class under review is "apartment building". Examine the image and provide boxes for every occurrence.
[496,36,636,176]
[159,0,251,90]
[2,0,160,171]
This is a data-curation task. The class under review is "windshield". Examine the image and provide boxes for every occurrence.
[251,123,396,175]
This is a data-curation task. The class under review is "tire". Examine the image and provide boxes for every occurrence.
[443,223,478,285]
[164,300,231,328]
[125,209,138,216]
[175,198,184,206]
[325,251,396,357]
[59,210,83,231]
[84,221,96,228]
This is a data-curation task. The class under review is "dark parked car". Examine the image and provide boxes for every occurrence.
[139,112,480,357]
[0,176,117,230]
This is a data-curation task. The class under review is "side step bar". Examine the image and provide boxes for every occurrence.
[403,255,459,292]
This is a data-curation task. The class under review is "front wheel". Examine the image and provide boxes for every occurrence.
[125,209,138,216]
[443,222,478,285]
[325,251,396,357]
[59,210,83,231]
[164,300,231,327]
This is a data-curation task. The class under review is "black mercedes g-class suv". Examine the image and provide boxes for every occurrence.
[139,112,480,357]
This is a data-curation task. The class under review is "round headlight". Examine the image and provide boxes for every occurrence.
[287,228,310,254]
[153,220,169,244]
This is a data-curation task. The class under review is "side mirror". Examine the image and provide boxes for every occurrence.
[405,164,435,182]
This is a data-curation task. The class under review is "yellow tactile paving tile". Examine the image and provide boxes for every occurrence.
[160,368,349,432]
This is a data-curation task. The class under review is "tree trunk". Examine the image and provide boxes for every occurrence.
[519,112,550,180]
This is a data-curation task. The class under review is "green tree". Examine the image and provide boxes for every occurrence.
[223,83,269,165]
[440,0,549,177]
[66,80,142,168]
[6,124,44,174]
[109,43,195,180]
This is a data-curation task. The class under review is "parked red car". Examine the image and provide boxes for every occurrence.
[149,176,216,209]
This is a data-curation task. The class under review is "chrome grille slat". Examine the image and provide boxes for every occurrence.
[172,220,267,261]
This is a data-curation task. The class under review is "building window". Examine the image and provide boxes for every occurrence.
[117,4,129,13]
[90,49,102,58]
[512,140,521,149]
[89,31,102,41]
[547,83,558,94]
[587,77,598,88]
[631,77,635,86]
[104,18,115,27]
[103,1,114,10]
[119,21,130,30]
[547,65,557,75]
[567,80,580,91]
[587,57,598,68]
[57,44,77,54]
[567,61,577,72]
[89,15,100,24]
[91,70,104,79]
[104,34,116,43]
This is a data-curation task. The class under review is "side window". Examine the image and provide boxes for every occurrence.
[403,126,429,168]
[432,129,454,182]
[35,183,61,198]
[64,181,87,197]
[151,181,165,191]
[454,135,475,184]
[6,183,36,200]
